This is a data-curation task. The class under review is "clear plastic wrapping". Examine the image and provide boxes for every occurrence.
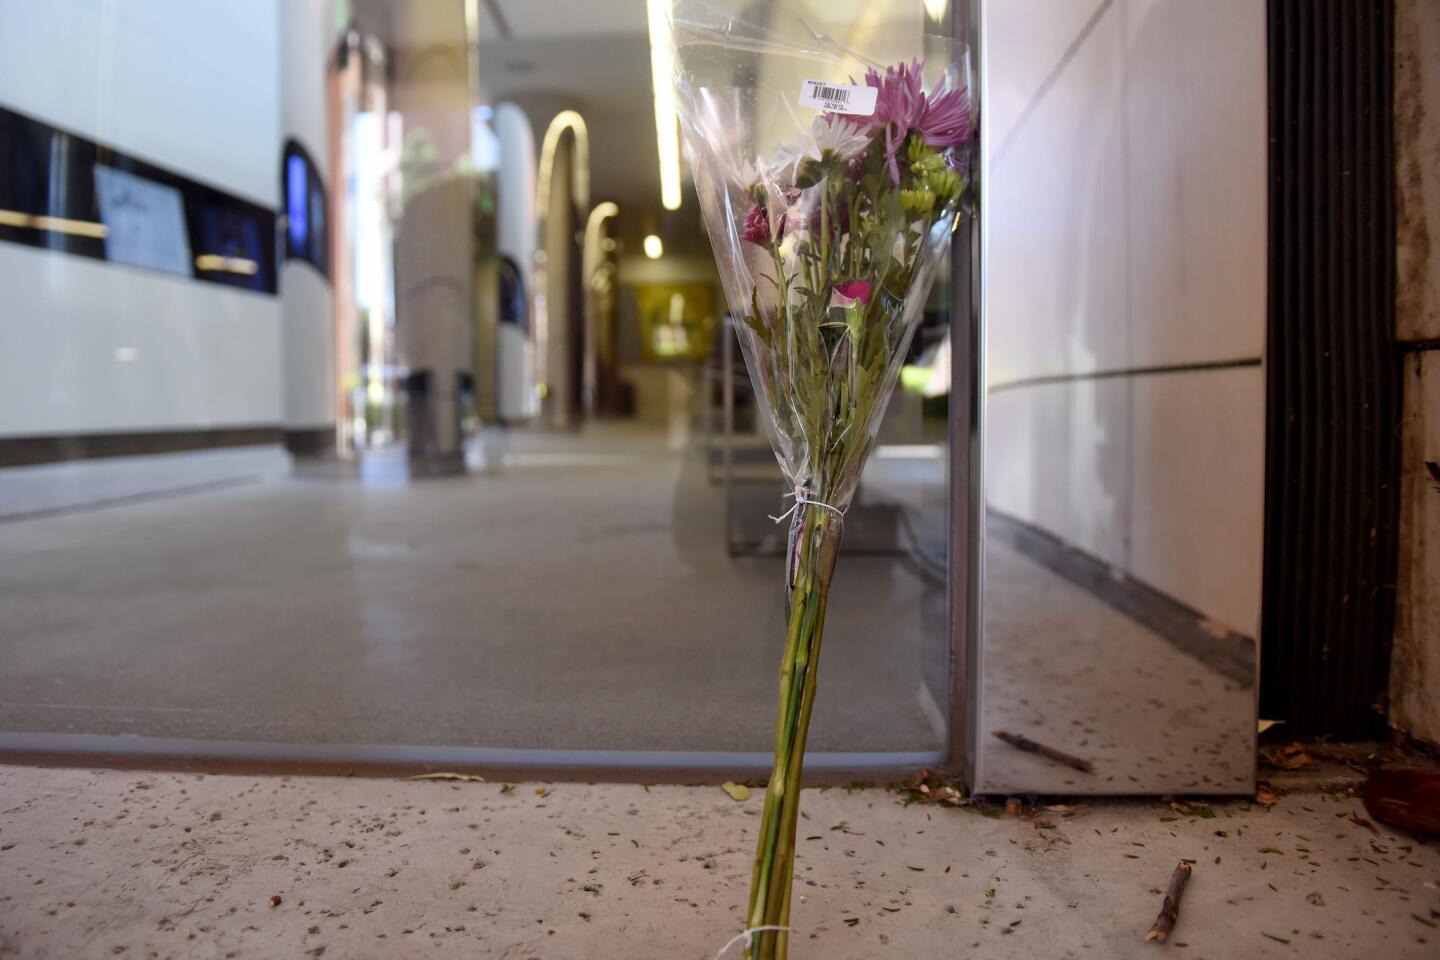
[667,5,973,956]
[672,3,972,534]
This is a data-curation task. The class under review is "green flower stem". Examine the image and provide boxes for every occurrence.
[745,503,843,960]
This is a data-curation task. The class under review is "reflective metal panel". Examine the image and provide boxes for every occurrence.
[973,0,1263,794]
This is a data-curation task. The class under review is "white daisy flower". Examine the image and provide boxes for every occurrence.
[803,115,870,162]
[773,116,871,188]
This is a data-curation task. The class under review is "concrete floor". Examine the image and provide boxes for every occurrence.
[1,761,1436,959]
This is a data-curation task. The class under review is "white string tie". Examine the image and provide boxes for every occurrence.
[768,488,846,524]
[713,925,799,959]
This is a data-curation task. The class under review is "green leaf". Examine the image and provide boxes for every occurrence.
[742,312,771,346]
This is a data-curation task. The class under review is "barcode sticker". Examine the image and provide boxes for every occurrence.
[798,80,877,116]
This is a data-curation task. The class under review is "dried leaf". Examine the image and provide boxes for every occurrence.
[1170,801,1217,819]
[534,787,549,797]
[721,781,751,802]
[1257,719,1284,734]
[405,772,486,782]
[1259,743,1313,770]
[1254,783,1278,807]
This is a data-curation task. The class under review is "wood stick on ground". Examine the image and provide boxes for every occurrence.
[1145,861,1193,943]
[992,730,1096,773]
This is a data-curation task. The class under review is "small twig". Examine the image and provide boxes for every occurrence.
[1145,861,1193,943]
[993,730,1095,773]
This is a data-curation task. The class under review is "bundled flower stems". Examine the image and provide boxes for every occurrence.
[671,8,974,957]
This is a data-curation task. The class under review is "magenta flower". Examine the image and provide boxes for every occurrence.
[867,60,926,130]
[917,84,972,151]
[861,60,972,183]
[833,279,872,306]
[741,202,771,245]
[864,60,924,182]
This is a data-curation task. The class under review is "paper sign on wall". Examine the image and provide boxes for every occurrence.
[93,165,192,278]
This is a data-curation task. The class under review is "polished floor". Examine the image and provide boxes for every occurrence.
[982,528,1255,795]
[0,425,949,757]
[1,423,1254,783]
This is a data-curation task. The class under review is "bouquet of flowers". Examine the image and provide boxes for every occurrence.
[669,6,973,958]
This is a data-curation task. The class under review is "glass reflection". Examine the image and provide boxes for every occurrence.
[0,0,954,766]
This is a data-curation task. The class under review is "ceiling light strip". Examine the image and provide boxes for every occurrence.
[646,0,682,211]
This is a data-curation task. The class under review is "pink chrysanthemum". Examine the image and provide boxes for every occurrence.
[917,84,972,151]
[867,60,926,130]
[861,60,972,183]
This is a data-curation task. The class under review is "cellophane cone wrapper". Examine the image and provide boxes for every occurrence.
[668,4,973,957]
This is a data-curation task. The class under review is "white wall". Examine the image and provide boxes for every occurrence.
[0,0,284,438]
[279,0,337,432]
[0,248,283,436]
[281,0,334,184]
[984,0,1267,635]
[495,102,538,419]
[0,0,280,206]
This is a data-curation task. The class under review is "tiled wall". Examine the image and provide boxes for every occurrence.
[984,0,1266,636]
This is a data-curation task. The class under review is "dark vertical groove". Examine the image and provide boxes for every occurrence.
[1330,0,1353,719]
[1376,0,1399,724]
[1261,0,1398,736]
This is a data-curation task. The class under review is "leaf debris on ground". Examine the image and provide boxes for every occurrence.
[889,769,968,807]
[1259,743,1313,771]
[404,773,486,782]
[720,782,750,802]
